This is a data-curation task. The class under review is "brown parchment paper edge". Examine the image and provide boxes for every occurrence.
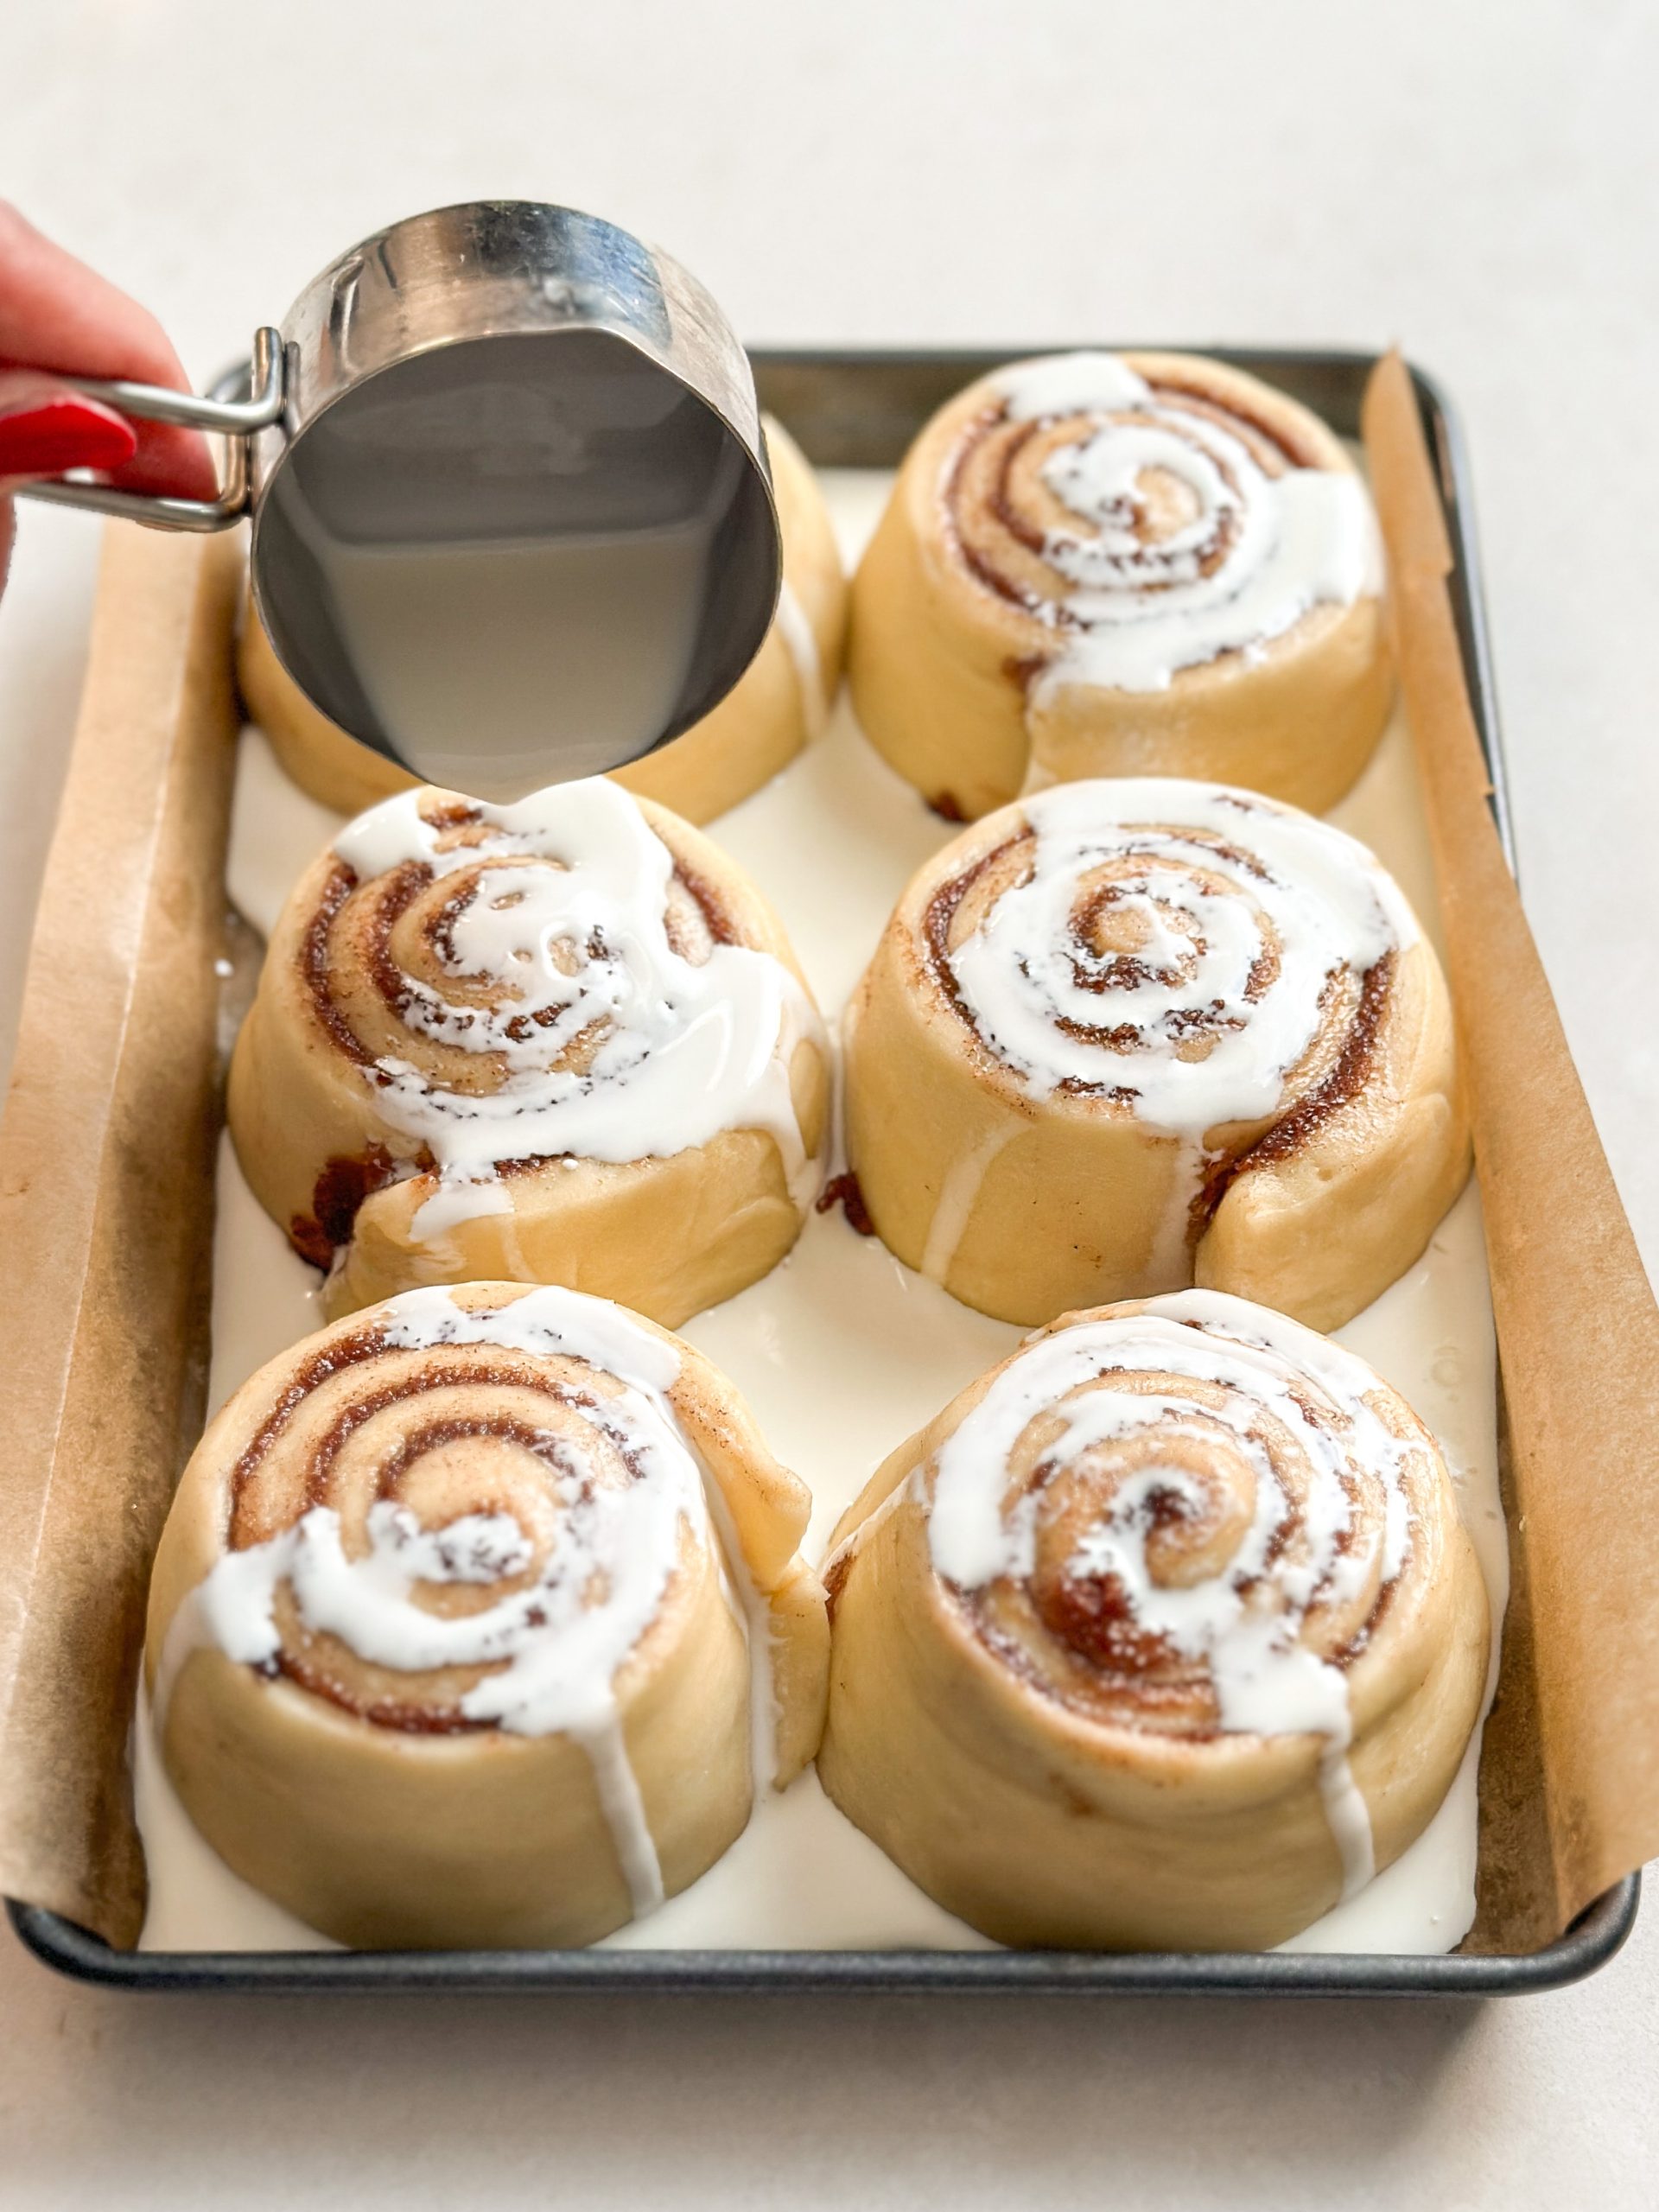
[0,522,239,1948]
[1365,352,1659,1946]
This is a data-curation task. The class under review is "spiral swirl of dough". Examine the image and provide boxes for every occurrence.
[228,778,830,1325]
[314,778,817,1202]
[946,352,1378,700]
[926,1294,1423,1846]
[146,1283,830,1948]
[848,350,1393,821]
[931,778,1414,1142]
[817,1290,1491,1951]
[842,777,1465,1332]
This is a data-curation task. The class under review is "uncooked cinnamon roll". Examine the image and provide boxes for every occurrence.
[228,777,830,1322]
[849,351,1390,818]
[145,1282,829,1948]
[238,416,847,823]
[842,778,1467,1332]
[817,1290,1490,1951]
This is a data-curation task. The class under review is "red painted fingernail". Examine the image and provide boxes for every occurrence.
[0,393,138,479]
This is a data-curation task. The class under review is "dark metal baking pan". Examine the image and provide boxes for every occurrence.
[10,346,1636,1995]
[8,1880,1638,1993]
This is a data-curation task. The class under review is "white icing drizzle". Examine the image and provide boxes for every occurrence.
[155,1286,751,1924]
[328,777,823,1229]
[946,777,1417,1150]
[990,351,1382,699]
[702,1476,782,1797]
[920,1123,1018,1287]
[773,580,830,742]
[925,1288,1422,1897]
[575,1719,666,1917]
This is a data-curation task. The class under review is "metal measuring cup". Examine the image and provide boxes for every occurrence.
[20,201,782,799]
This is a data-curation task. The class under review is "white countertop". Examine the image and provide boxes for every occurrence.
[3,3,1656,2203]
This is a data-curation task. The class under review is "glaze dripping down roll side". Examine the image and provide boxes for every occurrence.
[238,416,848,824]
[144,1282,830,1949]
[816,1291,1490,1952]
[849,350,1392,819]
[841,777,1469,1331]
[228,776,830,1324]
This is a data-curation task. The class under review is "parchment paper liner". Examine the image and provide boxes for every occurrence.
[0,524,238,1947]
[1367,353,1659,1946]
[1,364,1654,1950]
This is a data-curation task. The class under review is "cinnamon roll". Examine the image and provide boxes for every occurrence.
[145,1282,829,1948]
[238,416,847,823]
[842,779,1467,1332]
[849,351,1391,819]
[817,1291,1490,1951]
[228,778,830,1322]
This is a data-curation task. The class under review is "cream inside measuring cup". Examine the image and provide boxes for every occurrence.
[313,518,715,791]
[257,330,759,799]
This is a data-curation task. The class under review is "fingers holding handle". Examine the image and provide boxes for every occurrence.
[0,202,215,503]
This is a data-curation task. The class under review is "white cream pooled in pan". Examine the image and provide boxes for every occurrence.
[332,777,823,1228]
[152,1285,747,1919]
[145,464,1504,1958]
[926,1290,1430,1897]
[994,352,1382,701]
[773,580,830,742]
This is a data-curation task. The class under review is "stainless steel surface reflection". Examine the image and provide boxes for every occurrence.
[22,202,782,794]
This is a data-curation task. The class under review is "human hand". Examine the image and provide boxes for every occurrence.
[0,203,215,592]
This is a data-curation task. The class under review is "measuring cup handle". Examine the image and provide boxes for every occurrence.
[12,327,285,533]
